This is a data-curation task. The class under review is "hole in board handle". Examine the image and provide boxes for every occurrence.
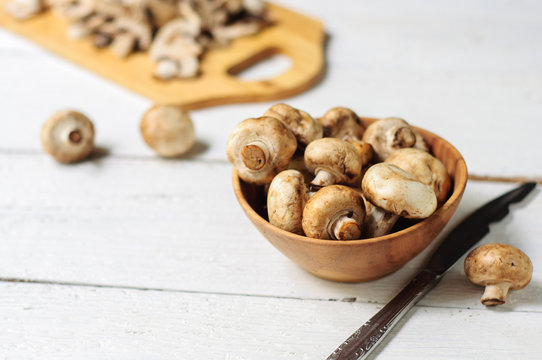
[228,48,292,82]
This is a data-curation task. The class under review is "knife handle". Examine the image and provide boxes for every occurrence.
[327,270,441,360]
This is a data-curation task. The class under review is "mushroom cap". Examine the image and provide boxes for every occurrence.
[362,117,429,161]
[302,185,365,240]
[264,103,323,147]
[386,148,451,205]
[226,116,297,185]
[267,169,309,235]
[41,110,95,163]
[464,243,533,290]
[304,138,362,186]
[362,163,437,219]
[140,104,196,157]
[318,107,364,139]
[344,139,374,166]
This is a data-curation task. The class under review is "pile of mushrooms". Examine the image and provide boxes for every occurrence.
[227,104,452,241]
[5,0,269,79]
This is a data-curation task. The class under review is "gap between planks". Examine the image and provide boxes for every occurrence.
[2,277,541,314]
[0,149,540,184]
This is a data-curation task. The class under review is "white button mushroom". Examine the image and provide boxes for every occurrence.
[140,104,196,158]
[386,148,452,205]
[304,138,362,189]
[302,185,365,240]
[317,107,365,140]
[362,117,429,162]
[226,116,297,185]
[464,243,533,306]
[267,169,310,235]
[264,103,323,148]
[361,163,437,237]
[41,110,95,163]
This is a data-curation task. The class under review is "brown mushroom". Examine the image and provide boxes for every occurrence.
[264,103,322,148]
[386,148,451,205]
[361,163,437,237]
[304,138,362,189]
[226,116,297,185]
[140,104,196,157]
[362,117,429,161]
[318,107,364,140]
[41,110,95,163]
[267,169,309,235]
[464,243,533,306]
[302,185,365,240]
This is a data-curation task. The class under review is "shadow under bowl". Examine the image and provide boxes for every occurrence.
[232,117,468,282]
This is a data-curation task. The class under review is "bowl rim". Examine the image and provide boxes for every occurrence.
[232,117,468,247]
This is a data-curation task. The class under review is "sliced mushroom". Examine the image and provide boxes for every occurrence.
[464,243,533,306]
[302,185,365,240]
[386,148,451,205]
[226,116,297,185]
[113,16,152,51]
[361,163,437,237]
[41,110,95,163]
[318,107,364,140]
[267,170,309,235]
[4,0,43,20]
[150,18,202,79]
[264,103,323,148]
[304,138,362,189]
[362,117,429,162]
[140,104,196,157]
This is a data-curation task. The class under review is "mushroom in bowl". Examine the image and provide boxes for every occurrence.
[231,112,467,282]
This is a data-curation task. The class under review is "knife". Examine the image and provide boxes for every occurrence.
[326,181,537,360]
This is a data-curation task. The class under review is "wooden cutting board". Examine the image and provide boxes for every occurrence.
[0,2,325,110]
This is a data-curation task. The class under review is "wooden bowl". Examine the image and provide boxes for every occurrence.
[232,117,468,282]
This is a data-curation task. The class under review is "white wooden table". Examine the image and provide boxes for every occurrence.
[1,1,541,358]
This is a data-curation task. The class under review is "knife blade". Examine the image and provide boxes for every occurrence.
[326,181,537,360]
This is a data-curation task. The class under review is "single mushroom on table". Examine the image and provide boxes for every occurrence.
[264,103,323,148]
[302,185,365,240]
[41,110,95,163]
[361,162,437,237]
[362,117,429,162]
[267,169,309,235]
[304,138,362,190]
[140,104,196,157]
[464,243,533,306]
[226,116,297,185]
[386,148,452,205]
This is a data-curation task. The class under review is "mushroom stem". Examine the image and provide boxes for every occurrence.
[241,141,270,171]
[311,170,336,189]
[62,125,82,144]
[481,282,512,306]
[68,129,82,143]
[364,204,400,238]
[330,215,361,240]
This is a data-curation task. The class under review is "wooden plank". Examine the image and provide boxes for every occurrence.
[0,154,540,311]
[0,281,540,359]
